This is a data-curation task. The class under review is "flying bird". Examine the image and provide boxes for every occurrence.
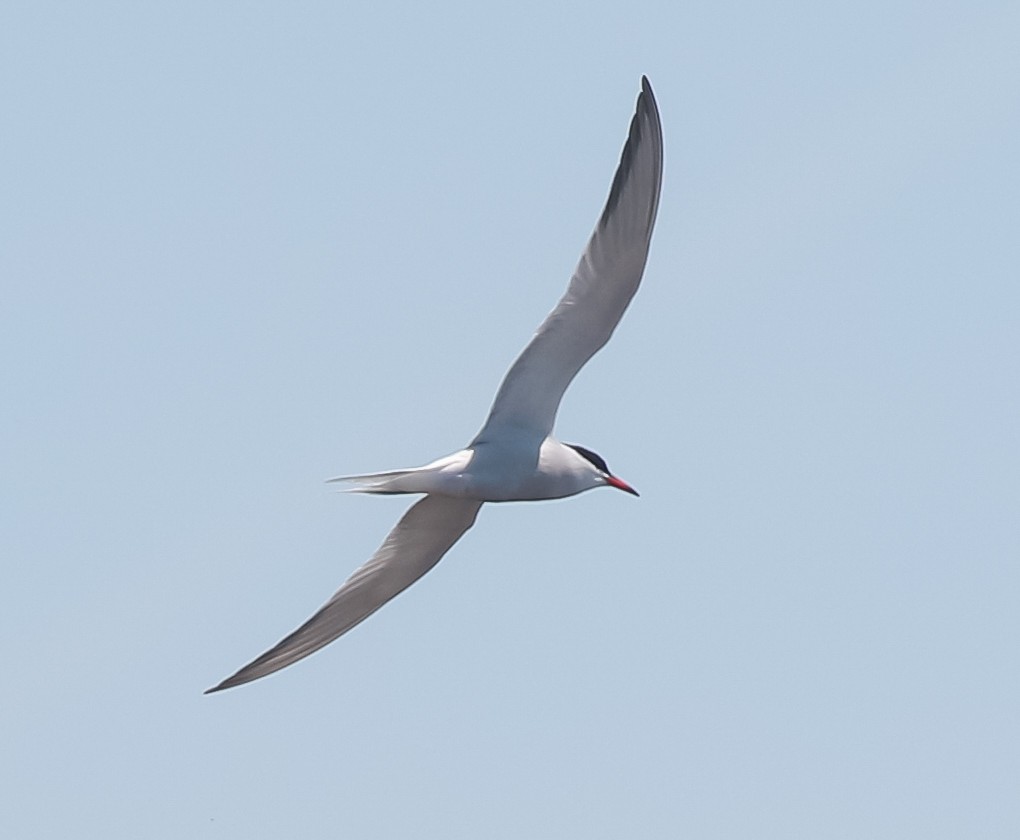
[207,77,663,693]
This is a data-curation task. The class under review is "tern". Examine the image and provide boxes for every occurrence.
[207,77,663,693]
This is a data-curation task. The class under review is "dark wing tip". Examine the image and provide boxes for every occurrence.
[641,77,661,127]
[599,76,664,228]
[203,642,296,694]
[204,648,282,694]
[204,675,239,694]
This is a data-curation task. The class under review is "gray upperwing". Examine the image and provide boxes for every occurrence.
[206,495,483,692]
[474,77,663,442]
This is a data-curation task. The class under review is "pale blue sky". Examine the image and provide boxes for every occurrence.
[3,2,1019,837]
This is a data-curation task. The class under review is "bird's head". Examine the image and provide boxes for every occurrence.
[565,443,639,496]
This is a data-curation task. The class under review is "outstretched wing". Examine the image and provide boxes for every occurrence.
[473,77,663,442]
[206,495,483,692]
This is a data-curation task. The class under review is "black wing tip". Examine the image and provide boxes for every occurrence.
[204,650,286,694]
[204,668,266,693]
[599,75,663,226]
[639,77,662,136]
[204,661,268,694]
[637,76,661,137]
[204,676,239,694]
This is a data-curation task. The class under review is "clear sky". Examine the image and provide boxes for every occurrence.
[3,2,1019,837]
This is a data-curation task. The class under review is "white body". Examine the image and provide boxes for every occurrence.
[338,436,608,501]
[207,77,664,693]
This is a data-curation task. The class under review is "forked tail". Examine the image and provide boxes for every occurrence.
[325,467,427,495]
[326,450,470,496]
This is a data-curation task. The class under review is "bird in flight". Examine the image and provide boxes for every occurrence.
[207,77,663,693]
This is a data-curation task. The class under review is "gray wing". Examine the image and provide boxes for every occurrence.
[473,77,663,442]
[206,495,483,693]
